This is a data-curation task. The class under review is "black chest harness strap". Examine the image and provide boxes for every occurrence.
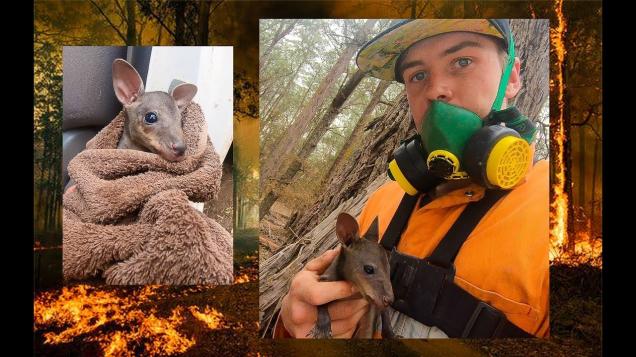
[380,190,533,338]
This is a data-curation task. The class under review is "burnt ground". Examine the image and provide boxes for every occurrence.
[34,258,259,356]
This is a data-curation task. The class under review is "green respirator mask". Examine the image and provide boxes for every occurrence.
[387,34,537,195]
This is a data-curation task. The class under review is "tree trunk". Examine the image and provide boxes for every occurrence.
[174,1,185,45]
[36,137,48,232]
[324,79,391,184]
[261,19,376,189]
[590,137,599,237]
[36,94,52,233]
[126,0,137,45]
[197,1,211,45]
[509,19,550,122]
[43,163,52,232]
[260,69,368,217]
[578,126,586,215]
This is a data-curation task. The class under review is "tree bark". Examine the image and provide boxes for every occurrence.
[126,0,137,45]
[509,19,550,122]
[173,1,185,45]
[578,126,586,215]
[590,137,599,237]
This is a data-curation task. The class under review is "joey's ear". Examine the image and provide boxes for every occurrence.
[170,83,197,109]
[112,59,144,105]
[336,213,359,246]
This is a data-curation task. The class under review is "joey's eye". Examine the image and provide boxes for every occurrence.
[144,112,158,124]
[363,265,375,274]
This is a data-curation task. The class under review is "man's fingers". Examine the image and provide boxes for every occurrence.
[300,280,355,306]
[304,247,341,274]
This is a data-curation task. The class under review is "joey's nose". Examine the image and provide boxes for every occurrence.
[383,295,393,307]
[172,142,186,156]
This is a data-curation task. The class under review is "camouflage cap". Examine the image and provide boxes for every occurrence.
[356,19,511,83]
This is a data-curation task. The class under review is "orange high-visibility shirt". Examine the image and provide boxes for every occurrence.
[357,160,550,337]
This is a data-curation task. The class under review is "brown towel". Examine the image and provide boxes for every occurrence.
[63,102,233,285]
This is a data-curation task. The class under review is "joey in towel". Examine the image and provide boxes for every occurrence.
[112,58,197,162]
[308,213,395,338]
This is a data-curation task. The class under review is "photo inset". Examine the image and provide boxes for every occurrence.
[62,46,234,285]
[259,19,550,339]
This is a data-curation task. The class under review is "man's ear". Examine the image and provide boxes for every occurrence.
[505,57,522,100]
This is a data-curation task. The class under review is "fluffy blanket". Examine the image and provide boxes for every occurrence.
[63,103,233,285]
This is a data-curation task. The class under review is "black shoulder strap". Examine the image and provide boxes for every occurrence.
[428,189,509,267]
[382,188,534,338]
[380,193,420,250]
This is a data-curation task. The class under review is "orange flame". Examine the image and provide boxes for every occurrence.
[35,257,259,354]
[573,231,602,259]
[235,274,251,284]
[549,0,570,262]
[139,308,195,356]
[34,285,203,356]
[34,285,155,344]
[101,331,130,357]
[553,217,602,267]
[189,306,226,330]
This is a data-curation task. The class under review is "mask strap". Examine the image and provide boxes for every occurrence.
[491,34,515,111]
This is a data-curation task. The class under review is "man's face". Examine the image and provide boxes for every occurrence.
[399,31,520,132]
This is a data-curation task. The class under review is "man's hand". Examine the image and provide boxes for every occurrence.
[280,246,369,338]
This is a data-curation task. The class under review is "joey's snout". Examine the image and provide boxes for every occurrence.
[171,142,187,157]
[382,294,394,308]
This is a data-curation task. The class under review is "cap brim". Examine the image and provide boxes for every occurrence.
[357,19,506,82]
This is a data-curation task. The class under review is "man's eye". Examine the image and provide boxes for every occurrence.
[455,58,472,68]
[410,72,427,82]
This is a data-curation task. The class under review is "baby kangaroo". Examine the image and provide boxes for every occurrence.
[112,59,197,162]
[308,213,395,338]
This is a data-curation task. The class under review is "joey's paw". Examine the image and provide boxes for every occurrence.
[307,323,332,339]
